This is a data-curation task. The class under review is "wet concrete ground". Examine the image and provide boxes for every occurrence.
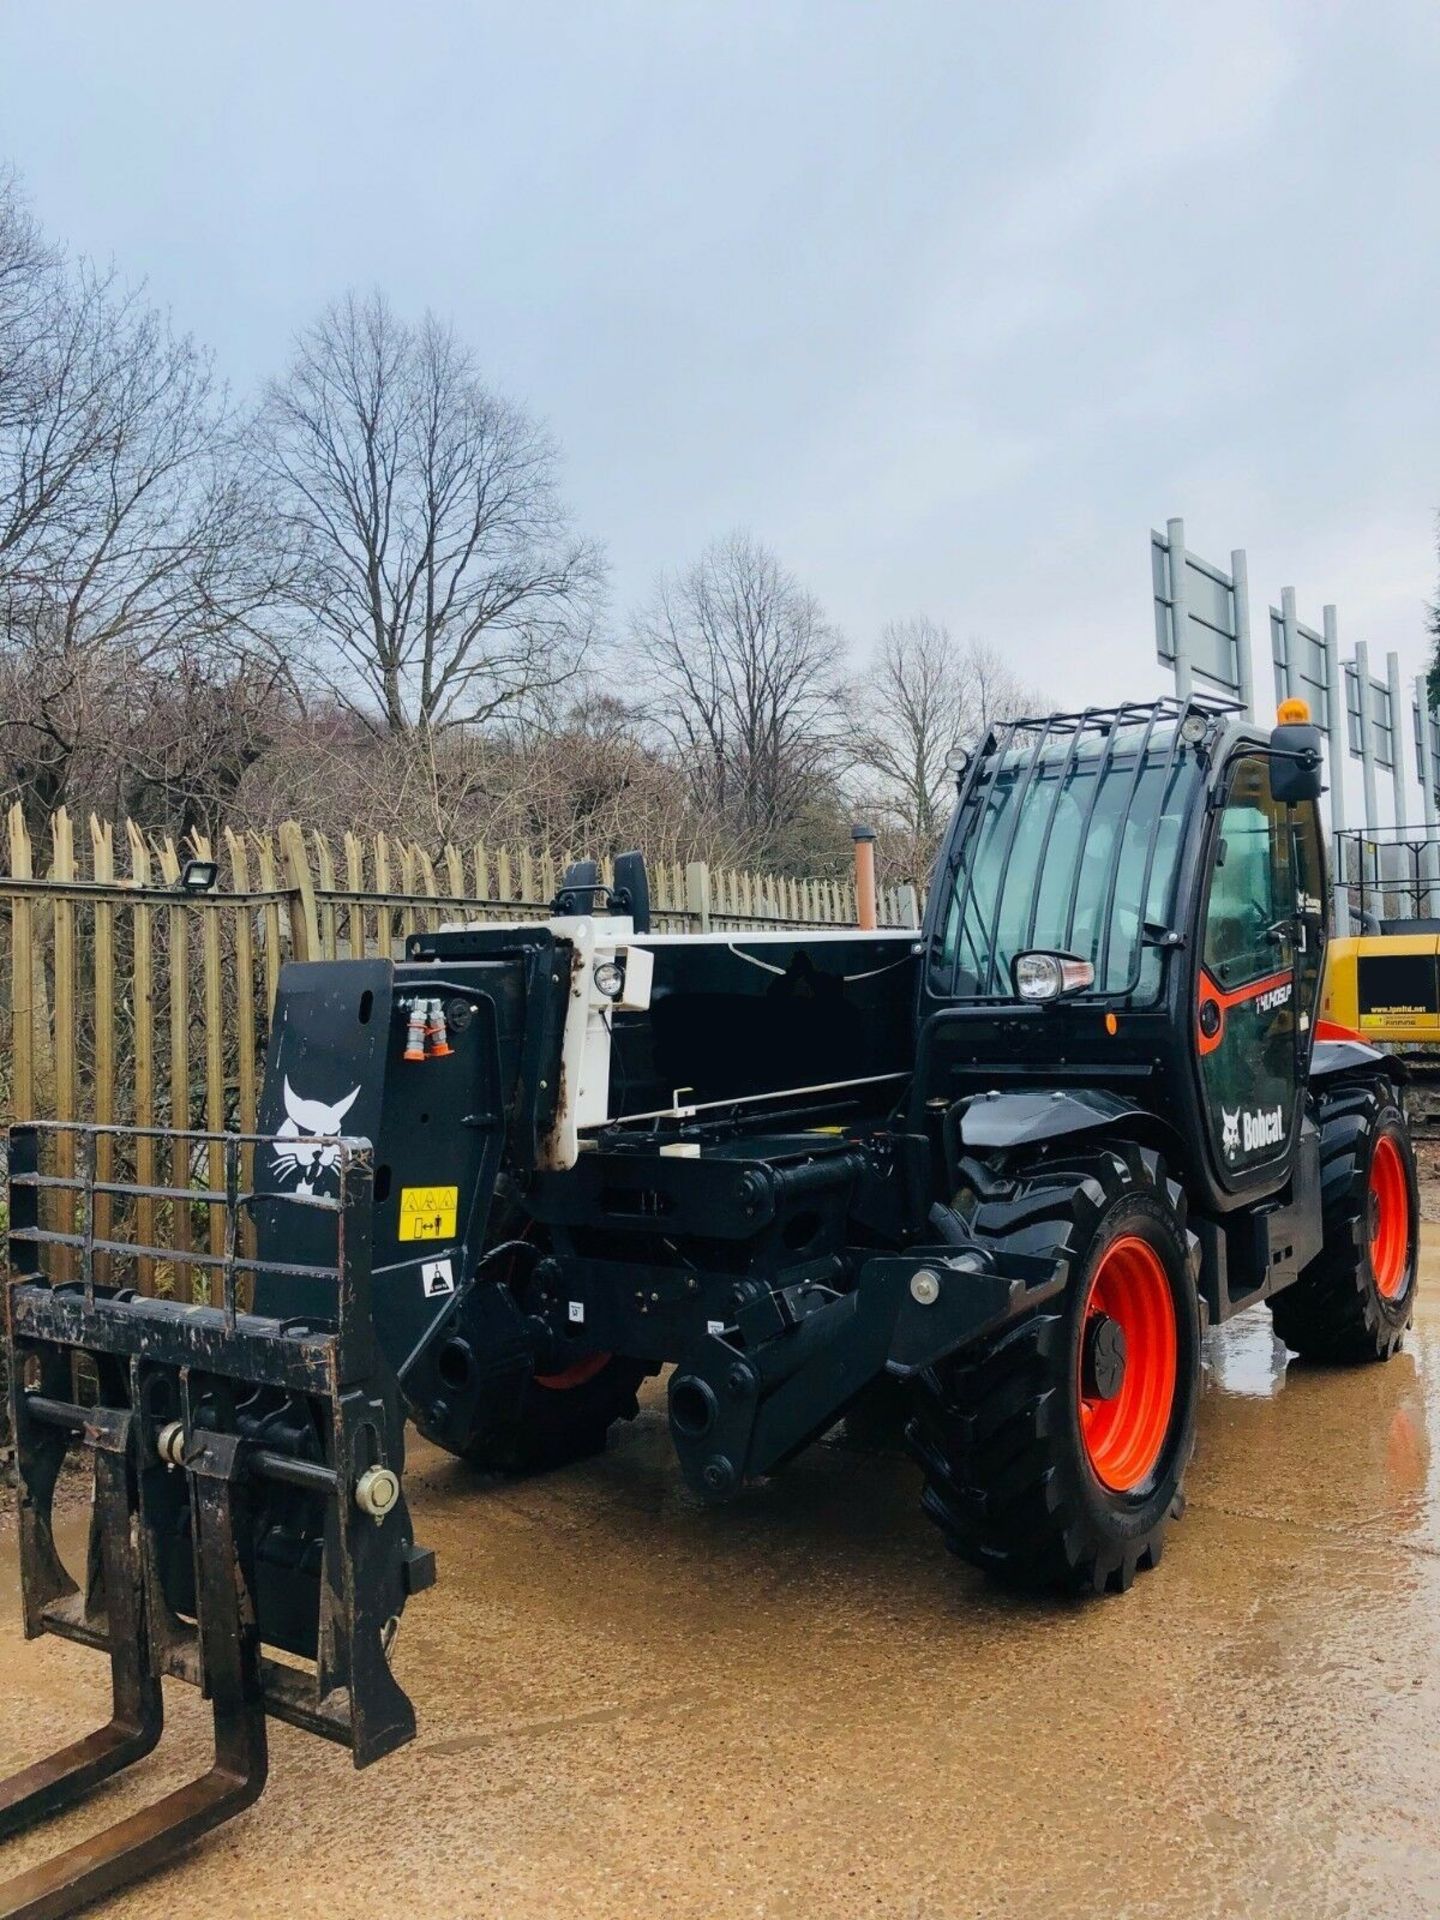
[3,1251,1440,1918]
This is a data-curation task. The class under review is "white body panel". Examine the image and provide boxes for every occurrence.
[437,912,912,1170]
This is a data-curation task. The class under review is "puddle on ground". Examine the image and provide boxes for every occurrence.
[1203,1303,1291,1398]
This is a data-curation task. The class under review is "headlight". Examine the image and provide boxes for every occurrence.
[593,959,625,999]
[1011,951,1096,1001]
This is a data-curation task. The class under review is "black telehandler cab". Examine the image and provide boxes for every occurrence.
[0,694,1418,1914]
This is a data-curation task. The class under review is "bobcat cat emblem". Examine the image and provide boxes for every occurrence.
[271,1078,361,1195]
[1221,1107,1241,1159]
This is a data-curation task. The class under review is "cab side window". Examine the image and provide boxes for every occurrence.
[1203,760,1294,989]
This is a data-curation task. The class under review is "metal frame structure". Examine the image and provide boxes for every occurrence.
[1153,517,1440,879]
[933,696,1230,1003]
[1336,826,1440,926]
[1152,520,1255,713]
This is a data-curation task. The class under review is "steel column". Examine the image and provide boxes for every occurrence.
[1166,518,1191,699]
[1231,547,1255,718]
[1321,606,1349,931]
[1416,672,1439,915]
[1387,651,1409,832]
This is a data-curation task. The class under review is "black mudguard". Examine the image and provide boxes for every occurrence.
[1309,1035,1405,1085]
[959,1086,1158,1152]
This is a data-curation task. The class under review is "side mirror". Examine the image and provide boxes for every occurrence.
[1269,720,1323,805]
[553,858,601,917]
[612,849,651,934]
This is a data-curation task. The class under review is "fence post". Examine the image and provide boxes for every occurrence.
[50,808,77,1138]
[311,830,338,958]
[278,820,320,961]
[192,831,227,1263]
[897,884,921,930]
[398,842,420,945]
[89,815,116,1273]
[155,838,194,1283]
[685,860,712,934]
[48,810,77,1276]
[343,831,367,957]
[252,831,284,1010]
[6,803,35,1122]
[126,821,157,1292]
[416,846,441,936]
[224,828,259,1135]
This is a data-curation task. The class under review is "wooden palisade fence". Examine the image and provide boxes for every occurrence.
[1,805,921,1296]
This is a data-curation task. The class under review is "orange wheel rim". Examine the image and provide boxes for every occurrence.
[1078,1235,1177,1492]
[1369,1132,1410,1301]
[534,1352,611,1391]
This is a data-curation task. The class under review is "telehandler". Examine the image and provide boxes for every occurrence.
[0,693,1418,1915]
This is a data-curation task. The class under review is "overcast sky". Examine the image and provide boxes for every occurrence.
[3,1,1438,820]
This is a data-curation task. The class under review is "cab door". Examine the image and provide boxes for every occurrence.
[1195,753,1324,1187]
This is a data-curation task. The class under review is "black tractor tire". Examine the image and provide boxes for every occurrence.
[416,1353,648,1475]
[1269,1080,1418,1363]
[908,1143,1202,1595]
[414,1216,649,1475]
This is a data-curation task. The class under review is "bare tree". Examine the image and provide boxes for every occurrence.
[859,618,972,849]
[962,637,1046,738]
[0,175,875,879]
[0,172,290,826]
[115,649,300,843]
[629,532,849,860]
[3,298,280,647]
[0,166,55,438]
[854,622,1048,884]
[0,179,118,578]
[258,291,602,737]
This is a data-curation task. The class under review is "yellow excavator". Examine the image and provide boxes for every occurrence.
[1322,927,1440,1045]
[1318,822,1440,1114]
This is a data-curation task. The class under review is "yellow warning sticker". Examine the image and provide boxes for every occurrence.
[398,1185,458,1241]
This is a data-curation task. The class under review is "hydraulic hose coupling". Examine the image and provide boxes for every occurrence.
[426,997,453,1058]
[402,999,427,1062]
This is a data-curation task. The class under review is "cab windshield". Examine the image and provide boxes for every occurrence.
[934,719,1199,1002]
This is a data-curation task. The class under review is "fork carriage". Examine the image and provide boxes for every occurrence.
[0,1120,433,1920]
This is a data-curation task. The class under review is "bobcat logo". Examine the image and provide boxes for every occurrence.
[270,1078,361,1195]
[1221,1107,1241,1159]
